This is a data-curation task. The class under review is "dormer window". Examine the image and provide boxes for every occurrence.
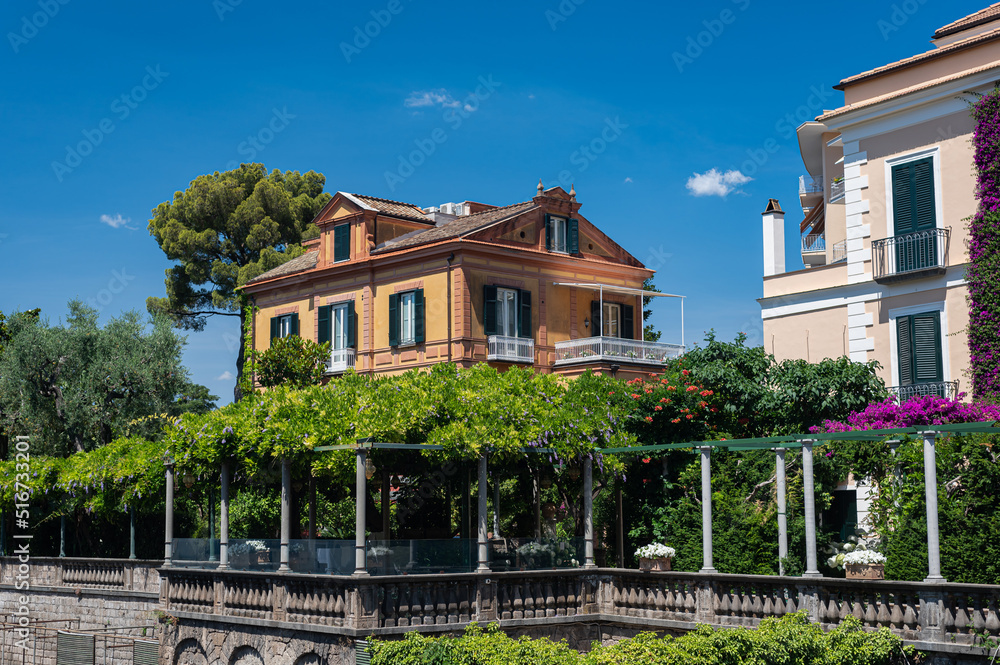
[545,215,579,254]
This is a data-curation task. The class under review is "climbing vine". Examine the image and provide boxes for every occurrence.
[967,86,1000,400]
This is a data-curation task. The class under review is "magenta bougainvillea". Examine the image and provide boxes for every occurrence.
[968,87,1000,400]
[811,393,1000,432]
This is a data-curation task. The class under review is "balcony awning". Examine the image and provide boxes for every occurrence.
[552,282,685,347]
[551,282,684,299]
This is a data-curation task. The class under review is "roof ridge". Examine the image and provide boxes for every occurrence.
[837,24,1000,88]
[935,3,1000,38]
[462,199,533,219]
[352,193,424,210]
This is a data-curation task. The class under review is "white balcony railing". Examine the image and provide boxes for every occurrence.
[487,335,534,364]
[799,175,824,196]
[325,348,356,374]
[830,178,846,202]
[801,233,825,253]
[554,337,684,367]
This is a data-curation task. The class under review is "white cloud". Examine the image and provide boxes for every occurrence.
[404,89,460,109]
[216,370,235,381]
[100,213,136,229]
[624,177,633,184]
[685,169,752,197]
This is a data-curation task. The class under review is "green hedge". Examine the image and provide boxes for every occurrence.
[367,614,917,665]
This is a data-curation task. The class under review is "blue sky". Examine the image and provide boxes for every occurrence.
[0,0,983,404]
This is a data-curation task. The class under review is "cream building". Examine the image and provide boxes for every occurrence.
[760,4,1000,400]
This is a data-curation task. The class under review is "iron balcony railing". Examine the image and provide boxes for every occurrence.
[888,381,958,402]
[798,175,824,196]
[801,233,825,253]
[872,228,950,283]
[554,337,684,367]
[830,178,846,202]
[487,335,534,364]
[326,348,356,374]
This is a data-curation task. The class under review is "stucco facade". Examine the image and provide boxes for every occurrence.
[759,6,997,400]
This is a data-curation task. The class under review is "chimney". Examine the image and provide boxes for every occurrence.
[762,198,785,277]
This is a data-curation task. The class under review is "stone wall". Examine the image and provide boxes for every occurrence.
[0,557,162,665]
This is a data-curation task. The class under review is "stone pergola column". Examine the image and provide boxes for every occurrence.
[219,460,230,570]
[801,440,821,578]
[775,448,788,576]
[354,448,369,576]
[699,446,716,574]
[583,457,596,569]
[923,432,946,582]
[208,487,217,562]
[129,508,136,560]
[477,454,490,572]
[279,458,291,573]
[164,457,175,567]
[308,475,317,540]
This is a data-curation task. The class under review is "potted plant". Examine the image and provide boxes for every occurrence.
[228,541,250,569]
[247,540,270,566]
[635,543,675,571]
[843,550,886,580]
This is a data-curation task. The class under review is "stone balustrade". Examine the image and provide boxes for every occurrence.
[156,566,1000,656]
[0,556,161,593]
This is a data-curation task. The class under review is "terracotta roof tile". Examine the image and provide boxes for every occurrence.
[836,25,1000,89]
[245,250,318,284]
[373,200,538,254]
[935,3,1000,39]
[351,193,430,223]
[819,58,1000,120]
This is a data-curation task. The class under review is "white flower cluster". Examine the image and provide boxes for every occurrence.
[517,542,554,556]
[635,543,676,559]
[368,546,393,556]
[843,550,886,566]
[228,540,268,555]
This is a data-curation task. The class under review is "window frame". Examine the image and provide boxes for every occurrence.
[888,302,948,387]
[333,223,351,263]
[602,302,620,338]
[884,147,943,237]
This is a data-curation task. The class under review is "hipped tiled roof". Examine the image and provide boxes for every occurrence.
[246,250,318,284]
[373,200,537,254]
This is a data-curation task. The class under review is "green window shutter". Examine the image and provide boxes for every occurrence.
[897,316,914,385]
[519,289,532,339]
[913,159,936,230]
[334,224,350,262]
[270,316,279,341]
[388,293,400,347]
[591,300,601,337]
[483,285,498,336]
[893,157,935,234]
[568,219,579,254]
[544,214,553,251]
[317,305,331,346]
[414,289,425,344]
[347,300,356,349]
[290,313,299,337]
[913,311,943,383]
[621,304,634,340]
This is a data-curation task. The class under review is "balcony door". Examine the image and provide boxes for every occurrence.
[331,303,348,352]
[496,288,519,338]
[891,157,937,273]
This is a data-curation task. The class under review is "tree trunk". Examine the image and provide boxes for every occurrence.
[234,308,247,402]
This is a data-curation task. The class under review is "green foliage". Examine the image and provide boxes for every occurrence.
[251,335,330,389]
[146,163,332,390]
[840,433,1000,584]
[0,301,203,455]
[641,277,662,343]
[368,615,915,665]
